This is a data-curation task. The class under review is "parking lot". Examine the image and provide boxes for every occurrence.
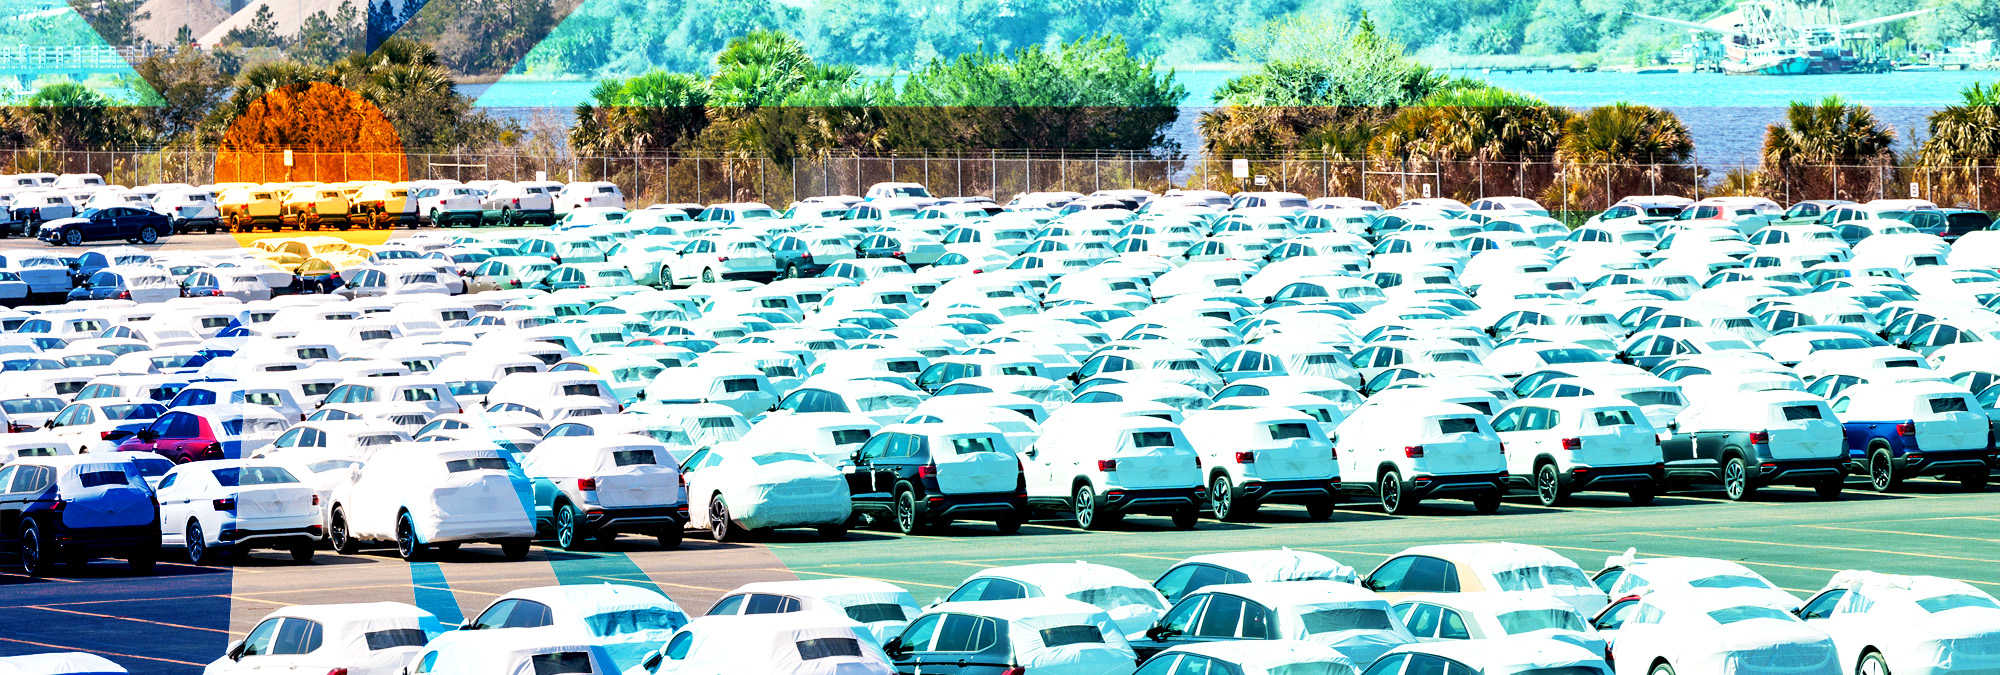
[7,481,1995,674]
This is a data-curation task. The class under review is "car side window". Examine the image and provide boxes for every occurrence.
[1593,599,1639,630]
[931,614,1000,652]
[271,618,325,655]
[1438,609,1470,639]
[1403,602,1441,638]
[663,631,694,660]
[469,600,519,630]
[707,594,745,616]
[238,618,285,657]
[0,467,16,493]
[1364,653,1411,675]
[1799,589,1847,619]
[1194,593,1245,638]
[742,593,799,614]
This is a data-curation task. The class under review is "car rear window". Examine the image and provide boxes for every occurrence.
[795,637,862,660]
[1593,410,1636,426]
[1299,608,1395,633]
[720,379,759,393]
[364,628,427,650]
[1781,405,1823,421]
[1436,418,1481,434]
[1930,397,1971,414]
[612,449,657,466]
[1038,625,1104,648]
[831,429,871,445]
[844,603,907,623]
[1132,431,1175,447]
[560,383,602,397]
[529,651,592,674]
[445,457,510,472]
[77,469,129,488]
[1269,423,1313,440]
[212,466,298,486]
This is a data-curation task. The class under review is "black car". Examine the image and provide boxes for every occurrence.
[768,234,831,279]
[838,424,1027,535]
[1941,208,1993,241]
[0,456,161,576]
[38,208,171,247]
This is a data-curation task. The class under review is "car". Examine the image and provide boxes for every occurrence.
[1134,641,1358,675]
[37,207,171,246]
[1133,580,1413,663]
[1828,382,1992,492]
[1390,592,1604,655]
[1365,639,1611,675]
[0,454,161,576]
[434,584,688,672]
[43,398,165,453]
[885,598,1136,675]
[1597,589,1839,675]
[936,561,1170,637]
[1364,543,1608,615]
[350,183,419,229]
[705,578,922,644]
[0,653,128,674]
[216,185,286,232]
[1153,549,1361,604]
[156,459,323,565]
[479,182,557,226]
[1658,390,1847,501]
[631,612,895,675]
[1181,407,1341,521]
[1797,571,2000,675]
[413,184,485,227]
[1022,413,1204,530]
[1490,397,1667,506]
[154,187,222,234]
[209,602,442,675]
[680,440,851,542]
[1593,551,1801,612]
[1334,400,1508,515]
[841,421,1026,535]
[520,435,685,550]
[325,441,536,560]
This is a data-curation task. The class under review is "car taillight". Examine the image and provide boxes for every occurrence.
[800,252,813,262]
[717,256,730,262]
[918,464,936,479]
[1330,447,1338,459]
[511,198,520,207]
[311,494,320,506]
[1405,445,1424,458]
[892,251,905,258]
[209,290,224,297]
[1097,459,1118,471]
[1749,431,1770,445]
[677,473,687,487]
[1561,437,1583,450]
[577,478,597,491]
[1896,422,1916,436]
[100,431,115,439]
[1002,668,1026,675]
[115,290,130,299]
[50,498,64,512]
[1235,451,1256,464]
[213,497,236,511]
[327,669,349,675]
[7,423,29,433]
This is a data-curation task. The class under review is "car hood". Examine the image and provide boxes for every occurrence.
[40,217,87,227]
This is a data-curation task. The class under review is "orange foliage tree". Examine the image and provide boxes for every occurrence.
[215,82,408,184]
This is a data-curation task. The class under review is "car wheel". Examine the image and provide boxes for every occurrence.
[1651,661,1676,675]
[1534,462,1567,506]
[1473,490,1502,514]
[330,507,359,555]
[395,512,425,561]
[499,539,531,560]
[710,496,737,542]
[701,268,717,284]
[1723,456,1754,501]
[1963,472,1989,492]
[1628,482,1658,505]
[995,515,1022,534]
[554,503,584,551]
[1380,471,1414,515]
[1073,483,1103,530]
[429,209,439,227]
[784,264,800,279]
[127,552,155,575]
[1858,651,1890,675]
[289,544,314,564]
[138,225,158,245]
[1211,474,1253,522]
[1815,477,1845,500]
[656,526,683,550]
[186,521,218,566]
[1171,506,1200,529]
[64,229,81,246]
[893,489,924,535]
[18,519,49,576]
[1869,448,1901,492]
[1305,500,1336,520]
[818,524,848,540]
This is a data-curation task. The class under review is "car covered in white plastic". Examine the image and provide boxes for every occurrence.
[936,561,1170,638]
[433,584,688,673]
[706,578,921,644]
[886,598,1137,675]
[1133,580,1414,665]
[1390,591,1605,657]
[523,435,685,550]
[1182,407,1340,522]
[1154,548,1361,604]
[679,440,851,542]
[1363,638,1610,675]
[326,441,536,561]
[207,602,443,675]
[1135,640,1358,675]
[157,459,322,565]
[629,612,896,675]
[1593,550,1802,612]
[1797,570,2000,675]
[1598,589,1838,675]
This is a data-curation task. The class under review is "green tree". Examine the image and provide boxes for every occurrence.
[131,48,234,143]
[293,0,365,65]
[1916,82,2000,204]
[15,82,133,149]
[571,71,713,154]
[1200,14,1448,156]
[66,0,149,46]
[1763,95,1896,200]
[1546,102,1696,209]
[887,34,1187,150]
[222,5,282,49]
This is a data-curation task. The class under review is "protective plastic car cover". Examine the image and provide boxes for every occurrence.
[1204,581,1412,665]
[922,426,1019,496]
[416,631,616,675]
[691,442,850,531]
[656,613,895,675]
[966,562,1169,637]
[1386,637,1608,675]
[367,445,534,544]
[1407,543,1607,615]
[0,434,71,463]
[945,598,1138,675]
[728,578,920,644]
[51,456,155,529]
[1817,570,2000,674]
[1621,589,1839,675]
[1178,548,1359,585]
[1167,640,1357,675]
[523,437,682,509]
[231,602,442,675]
[503,584,690,672]
[0,652,126,675]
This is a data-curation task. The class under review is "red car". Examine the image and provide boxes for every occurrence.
[114,410,224,463]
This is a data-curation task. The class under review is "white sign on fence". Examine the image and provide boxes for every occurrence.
[536,171,547,182]
[282,149,293,167]
[1231,159,1249,179]
[1253,175,1269,186]
[1911,181,1920,199]
[1422,183,1432,198]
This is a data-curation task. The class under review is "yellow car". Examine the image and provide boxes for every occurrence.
[350,183,418,229]
[282,185,353,231]
[217,185,285,232]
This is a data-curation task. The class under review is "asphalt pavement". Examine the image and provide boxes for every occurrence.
[5,478,1996,673]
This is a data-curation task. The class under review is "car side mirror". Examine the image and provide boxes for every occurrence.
[226,640,244,661]
[882,637,905,656]
[1145,625,1178,641]
[136,429,158,442]
[43,419,54,429]
[1363,578,1384,591]
[1023,448,1038,460]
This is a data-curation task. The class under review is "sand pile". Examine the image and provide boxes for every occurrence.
[133,0,228,46]
[197,0,354,45]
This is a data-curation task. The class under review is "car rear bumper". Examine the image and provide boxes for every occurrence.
[920,491,1026,521]
[1101,486,1205,515]
[1561,464,1665,492]
[1891,448,1997,478]
[1406,472,1508,499]
[583,505,684,531]
[49,523,160,555]
[225,524,324,548]
[1751,458,1846,486]
[1238,478,1341,506]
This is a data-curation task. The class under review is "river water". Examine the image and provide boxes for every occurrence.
[465,69,1999,165]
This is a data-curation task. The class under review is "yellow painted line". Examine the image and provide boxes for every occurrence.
[1115,553,1185,562]
[1803,525,2000,543]
[1633,532,2000,564]
[25,605,245,636]
[0,571,82,583]
[0,637,205,666]
[228,595,298,607]
[789,568,956,589]
[942,561,1001,568]
[40,594,229,607]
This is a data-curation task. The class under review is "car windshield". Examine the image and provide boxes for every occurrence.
[1537,348,1602,364]
[1497,608,1585,634]
[211,466,299,486]
[2,398,62,414]
[1917,594,2000,613]
[1707,606,1796,625]
[584,608,686,637]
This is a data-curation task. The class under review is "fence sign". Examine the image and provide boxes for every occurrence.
[1911,181,1920,199]
[1422,183,1432,198]
[1253,175,1269,186]
[1232,158,1249,179]
[282,149,293,167]
[536,171,547,182]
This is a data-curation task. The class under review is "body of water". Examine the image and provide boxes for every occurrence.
[467,69,1999,165]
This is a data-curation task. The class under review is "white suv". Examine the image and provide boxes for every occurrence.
[1334,399,1507,515]
[1491,396,1666,506]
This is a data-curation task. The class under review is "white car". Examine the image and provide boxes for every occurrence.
[520,435,685,550]
[437,584,688,672]
[1364,639,1610,675]
[46,398,165,452]
[556,181,625,213]
[1598,589,1839,675]
[327,441,536,560]
[663,235,777,286]
[707,578,921,643]
[1024,414,1204,530]
[937,561,1170,637]
[1391,592,1605,656]
[1798,571,2000,675]
[1491,396,1666,506]
[208,602,441,675]
[1180,407,1340,522]
[1335,400,1507,515]
[631,612,895,675]
[1153,548,1361,604]
[157,459,322,565]
[1594,551,1802,612]
[414,184,485,227]
[680,441,851,541]
[1135,580,1413,665]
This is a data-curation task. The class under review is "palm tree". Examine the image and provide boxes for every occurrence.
[1762,95,1895,201]
[1365,85,1569,204]
[1546,103,1695,211]
[1916,82,2000,206]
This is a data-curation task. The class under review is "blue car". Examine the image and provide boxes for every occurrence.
[0,454,160,576]
[1831,382,1994,493]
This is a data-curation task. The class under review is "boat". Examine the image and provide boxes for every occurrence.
[1630,0,1930,75]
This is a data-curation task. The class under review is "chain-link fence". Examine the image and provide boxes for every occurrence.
[5,147,1993,217]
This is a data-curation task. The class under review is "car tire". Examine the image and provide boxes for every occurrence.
[1380,470,1415,515]
[995,516,1022,534]
[186,521,219,566]
[1628,483,1658,506]
[702,268,717,284]
[710,496,738,542]
[1305,500,1336,520]
[1858,650,1890,675]
[395,512,426,561]
[289,544,314,564]
[554,503,585,551]
[1534,462,1567,507]
[1723,455,1755,501]
[127,551,155,575]
[1211,474,1254,522]
[330,507,359,555]
[784,264,800,279]
[1815,477,1845,500]
[137,225,158,245]
[893,489,924,535]
[656,527,683,550]
[18,518,50,576]
[499,539,531,560]
[1651,661,1676,675]
[1171,506,1200,530]
[1963,472,1990,493]
[64,229,81,246]
[1869,448,1901,493]
[1473,490,1502,514]
[818,524,848,540]
[1073,483,1113,530]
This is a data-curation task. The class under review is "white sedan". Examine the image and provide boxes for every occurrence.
[681,440,851,542]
